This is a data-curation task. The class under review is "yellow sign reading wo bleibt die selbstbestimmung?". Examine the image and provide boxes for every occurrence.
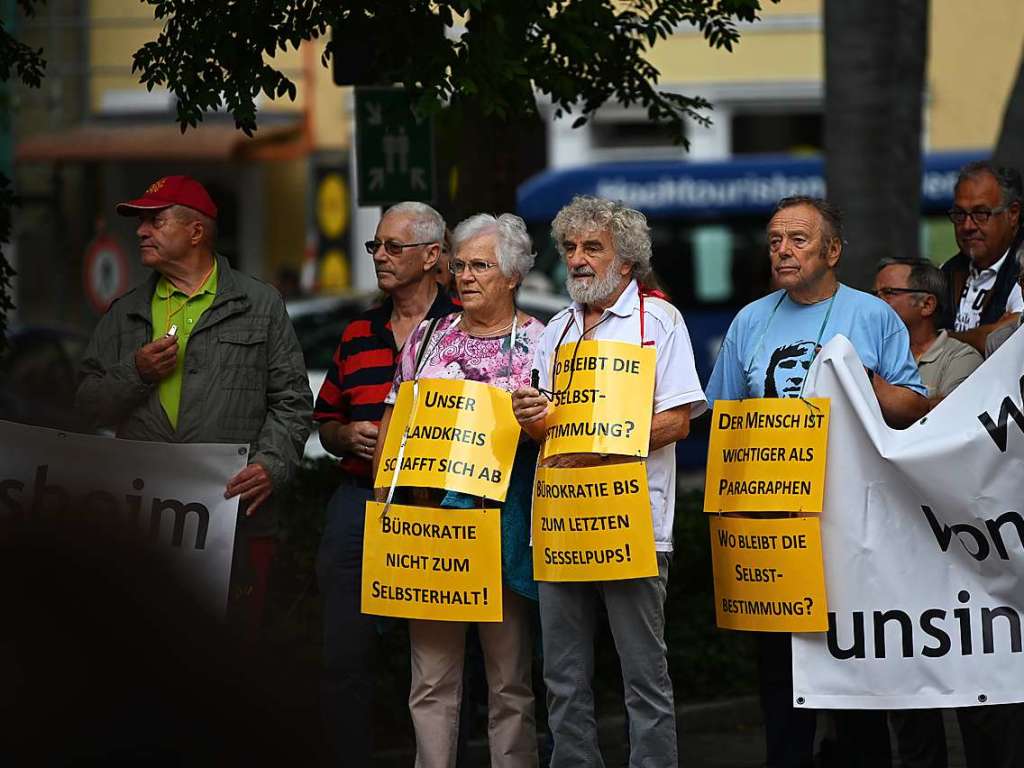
[709,515,828,632]
[542,339,656,459]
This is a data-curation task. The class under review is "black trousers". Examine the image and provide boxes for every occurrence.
[890,704,1024,768]
[317,483,378,768]
[757,632,892,768]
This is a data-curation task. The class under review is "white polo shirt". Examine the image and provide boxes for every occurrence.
[533,280,707,552]
[955,249,1024,331]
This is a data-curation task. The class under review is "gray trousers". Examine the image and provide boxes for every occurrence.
[538,551,676,768]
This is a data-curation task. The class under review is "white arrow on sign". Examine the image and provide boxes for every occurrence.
[410,168,427,191]
[369,168,385,191]
[367,103,383,126]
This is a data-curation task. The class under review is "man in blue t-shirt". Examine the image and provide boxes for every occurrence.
[706,196,929,768]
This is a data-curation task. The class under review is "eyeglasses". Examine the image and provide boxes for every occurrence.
[363,239,436,256]
[449,259,498,275]
[871,287,933,299]
[536,314,613,401]
[946,206,1010,226]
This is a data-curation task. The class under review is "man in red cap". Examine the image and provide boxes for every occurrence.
[76,175,313,627]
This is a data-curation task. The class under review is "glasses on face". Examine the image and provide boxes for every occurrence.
[947,205,1010,226]
[871,287,932,299]
[449,259,498,276]
[363,239,436,256]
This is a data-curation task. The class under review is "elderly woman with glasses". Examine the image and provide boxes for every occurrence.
[374,213,544,768]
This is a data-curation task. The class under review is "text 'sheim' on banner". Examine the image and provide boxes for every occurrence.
[533,461,658,581]
[704,398,830,513]
[710,515,828,632]
[542,340,655,459]
[362,502,503,622]
[375,378,520,501]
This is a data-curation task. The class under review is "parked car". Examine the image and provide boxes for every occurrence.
[286,292,378,461]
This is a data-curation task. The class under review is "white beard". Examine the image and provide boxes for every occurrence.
[566,264,625,306]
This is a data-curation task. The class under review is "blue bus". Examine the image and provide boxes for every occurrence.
[516,151,984,468]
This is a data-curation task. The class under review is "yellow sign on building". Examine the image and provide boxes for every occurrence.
[542,340,655,459]
[375,379,520,501]
[532,462,658,582]
[704,398,830,513]
[710,515,828,632]
[362,502,503,622]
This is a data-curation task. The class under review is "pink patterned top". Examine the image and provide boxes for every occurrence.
[386,312,546,404]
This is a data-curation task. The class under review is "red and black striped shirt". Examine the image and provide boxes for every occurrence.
[313,290,457,479]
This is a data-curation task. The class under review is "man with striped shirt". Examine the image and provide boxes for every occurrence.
[314,202,456,767]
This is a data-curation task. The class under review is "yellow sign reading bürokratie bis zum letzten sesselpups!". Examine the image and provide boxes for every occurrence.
[533,462,658,582]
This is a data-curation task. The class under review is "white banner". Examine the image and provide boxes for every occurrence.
[0,420,245,617]
[792,332,1024,709]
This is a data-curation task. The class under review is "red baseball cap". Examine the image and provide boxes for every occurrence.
[116,175,218,220]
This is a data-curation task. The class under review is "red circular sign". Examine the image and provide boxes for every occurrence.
[83,234,130,314]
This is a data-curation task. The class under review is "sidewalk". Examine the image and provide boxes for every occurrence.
[377,695,970,767]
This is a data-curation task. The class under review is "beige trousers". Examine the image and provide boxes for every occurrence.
[408,586,539,768]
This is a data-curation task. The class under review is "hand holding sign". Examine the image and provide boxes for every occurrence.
[512,384,548,426]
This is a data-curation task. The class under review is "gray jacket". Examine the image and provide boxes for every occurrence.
[985,316,1023,358]
[76,255,312,500]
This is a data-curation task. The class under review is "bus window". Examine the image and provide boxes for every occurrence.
[694,226,733,302]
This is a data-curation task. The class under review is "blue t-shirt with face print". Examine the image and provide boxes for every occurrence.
[706,284,926,404]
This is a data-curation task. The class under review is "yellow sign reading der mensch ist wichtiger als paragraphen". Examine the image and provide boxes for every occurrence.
[704,398,830,514]
[362,501,503,622]
[375,378,520,501]
[709,515,828,632]
[542,340,656,459]
[532,461,658,582]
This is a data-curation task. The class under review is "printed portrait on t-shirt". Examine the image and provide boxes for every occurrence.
[764,340,816,398]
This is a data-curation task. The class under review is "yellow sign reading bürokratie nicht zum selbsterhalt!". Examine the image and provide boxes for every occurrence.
[362,502,503,622]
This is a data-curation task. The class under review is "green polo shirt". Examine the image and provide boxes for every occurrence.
[150,262,218,428]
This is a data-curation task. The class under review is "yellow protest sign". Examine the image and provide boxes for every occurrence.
[533,462,658,581]
[710,515,828,632]
[362,501,503,622]
[704,398,830,513]
[375,378,520,500]
[542,340,655,459]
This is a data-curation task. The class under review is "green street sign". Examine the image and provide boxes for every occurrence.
[355,87,435,206]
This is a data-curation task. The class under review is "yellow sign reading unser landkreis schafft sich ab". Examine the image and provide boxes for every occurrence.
[375,378,520,501]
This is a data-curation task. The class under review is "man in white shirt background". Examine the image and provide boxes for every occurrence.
[942,161,1023,352]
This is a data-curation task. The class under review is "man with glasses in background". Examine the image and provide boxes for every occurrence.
[313,201,457,767]
[942,161,1023,353]
[874,257,982,408]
